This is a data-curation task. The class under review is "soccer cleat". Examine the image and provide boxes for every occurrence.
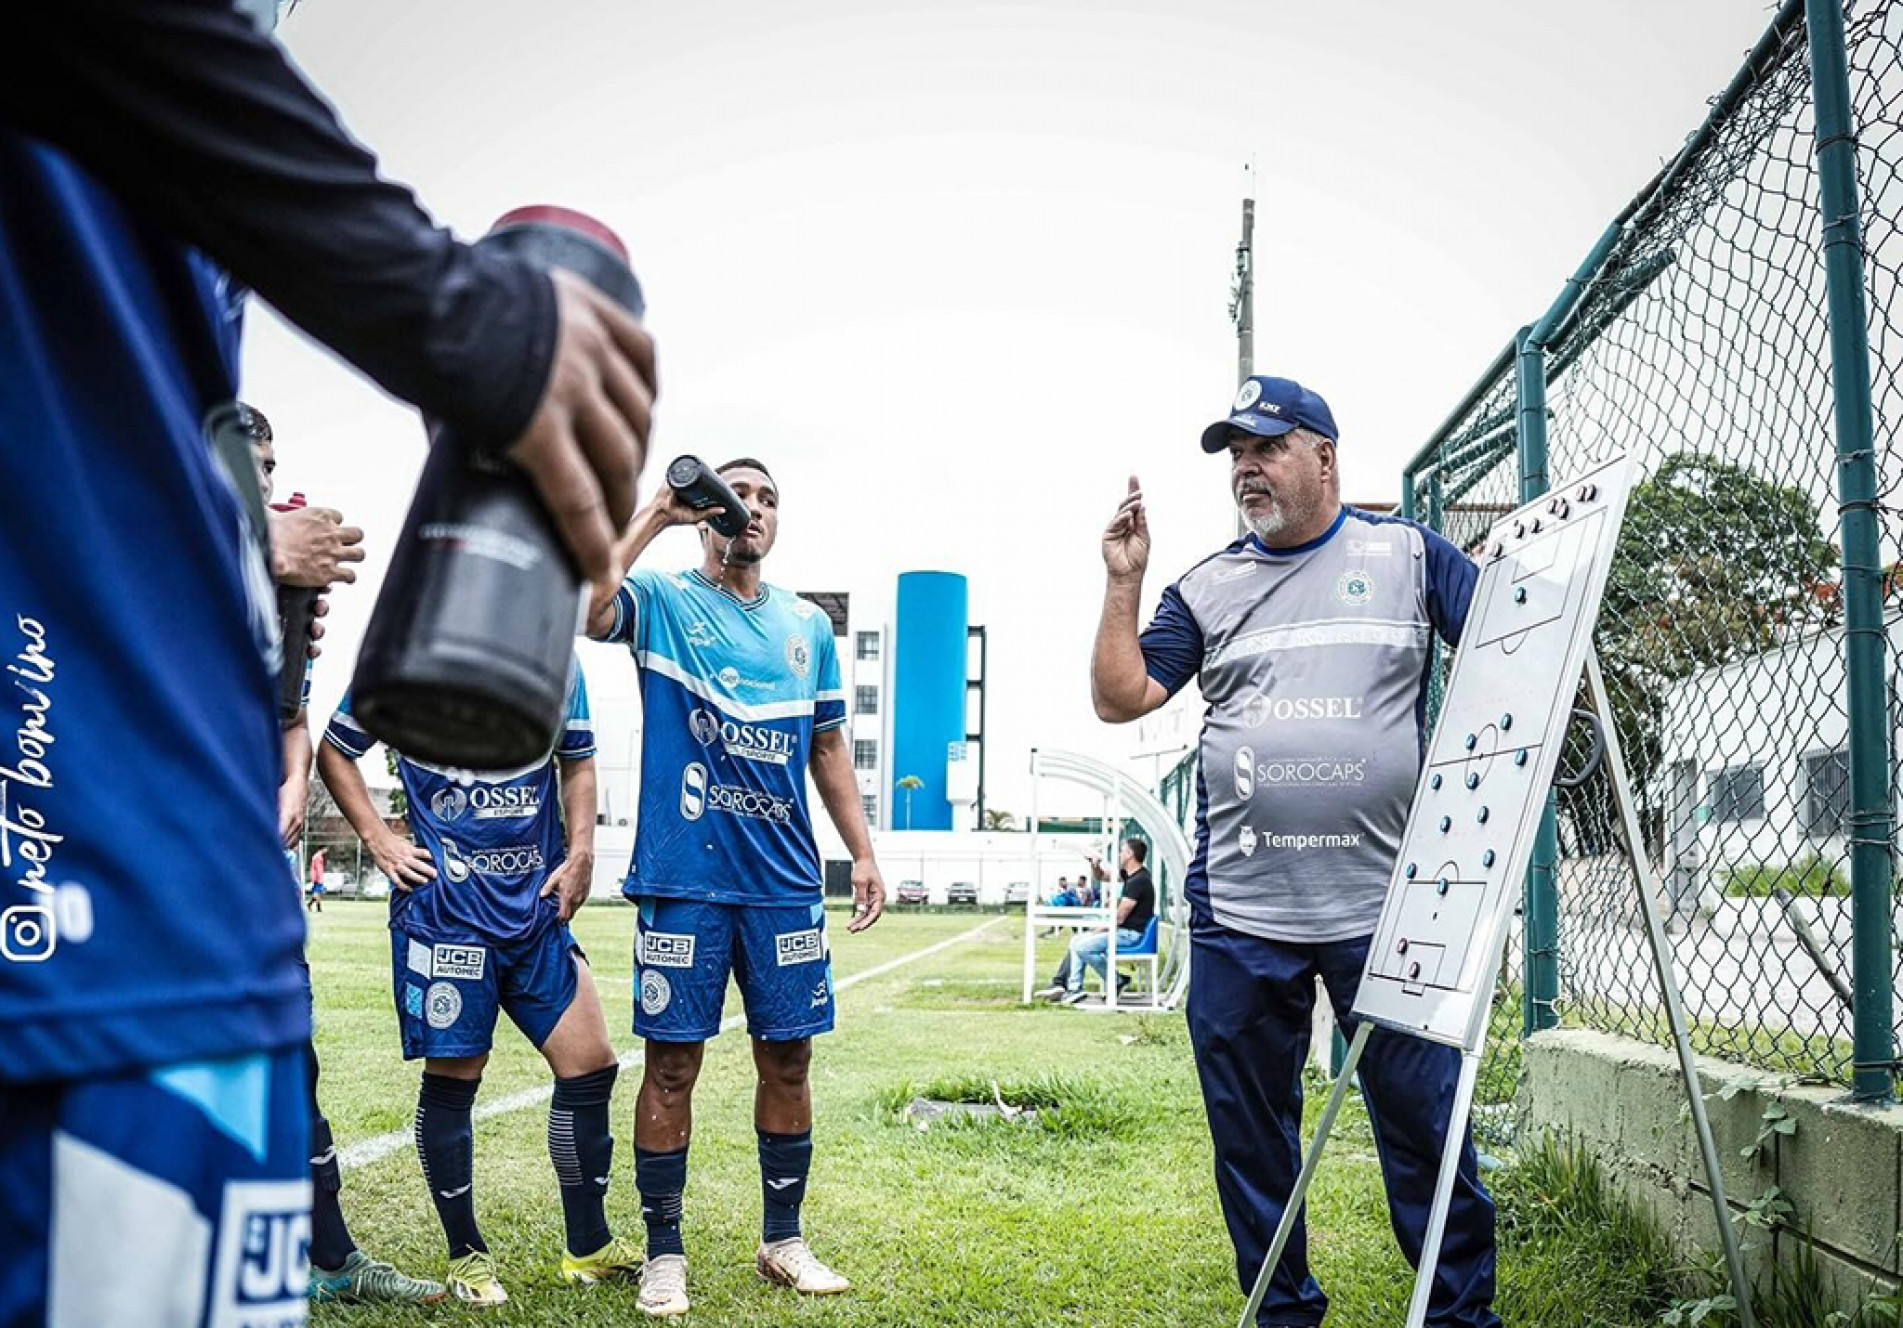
[1032,984,1065,1001]
[307,1250,446,1304]
[756,1237,851,1295]
[561,1233,645,1285]
[1060,989,1091,1006]
[445,1249,509,1307]
[638,1253,691,1317]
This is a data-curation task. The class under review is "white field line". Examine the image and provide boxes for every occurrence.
[339,916,1003,1171]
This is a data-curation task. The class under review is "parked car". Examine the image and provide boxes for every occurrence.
[947,881,979,906]
[1005,881,1031,905]
[896,880,929,906]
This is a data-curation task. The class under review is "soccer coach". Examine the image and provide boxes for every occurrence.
[1089,377,1499,1328]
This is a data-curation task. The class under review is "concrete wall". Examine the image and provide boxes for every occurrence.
[1525,1028,1903,1312]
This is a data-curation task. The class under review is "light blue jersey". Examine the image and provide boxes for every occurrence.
[599,568,845,905]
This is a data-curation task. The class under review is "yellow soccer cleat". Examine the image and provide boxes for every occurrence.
[444,1249,509,1307]
[560,1233,645,1286]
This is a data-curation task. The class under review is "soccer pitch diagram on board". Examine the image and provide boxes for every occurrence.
[1355,452,1636,1050]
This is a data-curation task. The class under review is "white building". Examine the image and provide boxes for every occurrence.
[1656,612,1898,908]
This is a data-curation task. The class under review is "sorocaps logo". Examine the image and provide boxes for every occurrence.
[1233,379,1263,411]
[430,786,468,821]
[1234,745,1255,800]
[680,763,709,820]
[440,838,470,883]
[1337,570,1374,606]
[785,635,811,679]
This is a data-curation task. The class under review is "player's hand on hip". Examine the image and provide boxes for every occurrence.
[506,269,658,595]
[539,850,594,924]
[1102,475,1149,581]
[848,856,887,933]
[269,506,366,589]
[372,833,437,890]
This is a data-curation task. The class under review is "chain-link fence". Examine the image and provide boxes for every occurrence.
[1404,0,1901,1133]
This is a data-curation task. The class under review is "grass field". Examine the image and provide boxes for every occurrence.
[305,900,1687,1327]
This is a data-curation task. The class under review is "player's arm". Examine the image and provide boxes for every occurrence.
[809,727,886,933]
[1422,525,1481,647]
[314,741,436,889]
[279,710,311,850]
[584,487,714,638]
[2,0,653,589]
[1115,891,1137,927]
[1093,476,1173,722]
[539,754,597,923]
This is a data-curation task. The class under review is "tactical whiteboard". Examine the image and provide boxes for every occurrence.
[1355,453,1637,1049]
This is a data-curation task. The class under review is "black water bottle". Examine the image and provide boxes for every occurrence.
[665,456,750,537]
[271,493,317,721]
[350,205,645,769]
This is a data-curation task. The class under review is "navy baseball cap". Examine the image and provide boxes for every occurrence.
[1200,375,1339,453]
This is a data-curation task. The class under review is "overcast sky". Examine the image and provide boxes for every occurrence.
[247,0,1782,817]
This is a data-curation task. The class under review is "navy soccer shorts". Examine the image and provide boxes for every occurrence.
[0,1046,310,1328]
[632,898,835,1043]
[389,922,582,1060]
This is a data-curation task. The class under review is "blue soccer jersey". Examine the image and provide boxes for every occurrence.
[0,140,307,1081]
[323,664,595,944]
[599,568,845,905]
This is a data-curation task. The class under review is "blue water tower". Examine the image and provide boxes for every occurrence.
[891,571,968,831]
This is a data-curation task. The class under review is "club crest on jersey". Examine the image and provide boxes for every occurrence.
[1337,570,1374,606]
[1239,825,1258,857]
[775,928,824,967]
[432,944,486,981]
[785,635,811,679]
[430,786,468,821]
[641,931,696,968]
[1233,379,1263,412]
[641,970,672,1015]
[426,982,462,1029]
[208,1179,311,1328]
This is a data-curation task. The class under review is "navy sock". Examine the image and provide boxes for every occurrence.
[635,1145,689,1259]
[549,1065,617,1258]
[757,1129,812,1244]
[416,1073,486,1258]
[308,1113,357,1270]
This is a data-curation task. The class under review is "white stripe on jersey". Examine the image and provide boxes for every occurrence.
[635,650,820,722]
[1203,617,1430,669]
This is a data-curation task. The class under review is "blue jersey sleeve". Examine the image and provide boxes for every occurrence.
[559,660,596,758]
[597,568,662,647]
[1422,526,1478,647]
[814,628,846,732]
[322,690,374,760]
[1138,581,1204,697]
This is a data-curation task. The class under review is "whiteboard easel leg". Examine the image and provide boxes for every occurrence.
[1237,1022,1373,1328]
[1585,651,1757,1328]
[1402,1048,1482,1328]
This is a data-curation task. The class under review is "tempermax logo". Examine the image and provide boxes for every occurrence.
[1239,825,1258,857]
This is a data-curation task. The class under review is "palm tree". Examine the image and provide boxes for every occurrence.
[984,808,1016,831]
[896,774,924,829]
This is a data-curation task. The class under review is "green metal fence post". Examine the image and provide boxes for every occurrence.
[1513,325,1563,1034]
[1806,0,1896,1103]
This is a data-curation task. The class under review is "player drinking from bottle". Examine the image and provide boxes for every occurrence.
[585,459,886,1317]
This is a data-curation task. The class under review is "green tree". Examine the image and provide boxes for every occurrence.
[984,808,1017,831]
[383,746,408,819]
[1584,453,1837,850]
[896,774,923,830]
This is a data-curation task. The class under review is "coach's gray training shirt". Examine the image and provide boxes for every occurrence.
[1138,507,1476,942]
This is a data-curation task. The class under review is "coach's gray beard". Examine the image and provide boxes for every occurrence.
[1241,499,1287,541]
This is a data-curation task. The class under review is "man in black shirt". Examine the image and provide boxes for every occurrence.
[1059,838,1156,1004]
